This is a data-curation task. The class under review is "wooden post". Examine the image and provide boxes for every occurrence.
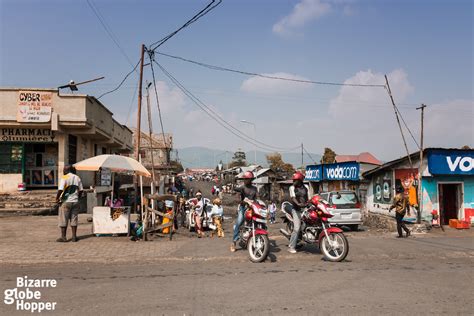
[416,104,427,224]
[133,44,145,218]
[135,44,146,161]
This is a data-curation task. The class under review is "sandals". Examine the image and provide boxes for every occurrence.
[56,237,67,242]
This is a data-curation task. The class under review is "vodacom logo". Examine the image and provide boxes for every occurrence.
[326,166,358,179]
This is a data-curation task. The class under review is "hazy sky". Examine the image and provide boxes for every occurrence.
[1,0,472,161]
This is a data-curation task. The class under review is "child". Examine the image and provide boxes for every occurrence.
[209,198,224,238]
[269,201,277,224]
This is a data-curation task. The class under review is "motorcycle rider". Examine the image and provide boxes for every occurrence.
[288,171,309,254]
[230,171,258,252]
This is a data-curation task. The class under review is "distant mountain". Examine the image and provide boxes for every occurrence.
[175,147,321,169]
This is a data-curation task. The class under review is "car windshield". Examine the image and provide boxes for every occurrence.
[331,192,358,208]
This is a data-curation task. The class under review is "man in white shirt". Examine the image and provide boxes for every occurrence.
[56,165,83,242]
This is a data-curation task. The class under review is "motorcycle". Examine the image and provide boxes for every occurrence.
[185,198,212,231]
[280,197,349,262]
[238,198,270,263]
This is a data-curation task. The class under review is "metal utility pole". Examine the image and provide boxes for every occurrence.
[385,75,413,169]
[134,44,146,161]
[416,104,427,224]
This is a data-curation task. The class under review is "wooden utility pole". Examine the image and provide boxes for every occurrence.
[416,104,427,224]
[134,44,146,161]
[301,143,304,168]
[385,75,413,169]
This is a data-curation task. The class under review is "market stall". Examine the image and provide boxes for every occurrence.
[74,154,151,235]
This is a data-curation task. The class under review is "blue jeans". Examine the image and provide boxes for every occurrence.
[289,208,301,249]
[233,205,246,242]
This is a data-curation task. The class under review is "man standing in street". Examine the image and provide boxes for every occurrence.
[389,186,411,238]
[231,171,257,252]
[56,165,83,242]
[288,172,309,254]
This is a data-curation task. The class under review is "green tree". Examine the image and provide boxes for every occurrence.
[228,150,247,168]
[321,147,337,164]
[266,152,295,176]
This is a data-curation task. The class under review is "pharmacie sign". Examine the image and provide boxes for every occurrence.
[428,149,474,175]
[1,128,56,142]
[305,162,360,181]
[17,91,53,123]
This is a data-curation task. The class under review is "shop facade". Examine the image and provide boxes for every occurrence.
[305,161,379,206]
[363,148,474,223]
[0,88,133,192]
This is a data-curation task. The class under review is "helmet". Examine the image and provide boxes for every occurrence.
[310,195,321,206]
[165,200,174,208]
[213,198,221,205]
[292,172,305,181]
[242,171,255,179]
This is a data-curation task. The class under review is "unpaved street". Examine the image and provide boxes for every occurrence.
[1,210,473,315]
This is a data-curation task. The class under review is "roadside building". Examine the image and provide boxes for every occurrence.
[0,88,133,192]
[363,148,474,224]
[304,153,381,206]
[252,168,282,201]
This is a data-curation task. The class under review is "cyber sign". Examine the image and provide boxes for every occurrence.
[428,149,474,175]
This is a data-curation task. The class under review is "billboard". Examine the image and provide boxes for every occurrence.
[428,149,474,175]
[323,162,360,181]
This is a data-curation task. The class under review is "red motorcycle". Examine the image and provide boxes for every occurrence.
[238,198,270,263]
[280,196,349,262]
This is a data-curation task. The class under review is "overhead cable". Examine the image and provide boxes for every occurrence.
[157,52,386,88]
[97,60,140,99]
[155,61,300,153]
[149,0,222,51]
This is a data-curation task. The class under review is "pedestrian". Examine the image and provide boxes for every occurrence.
[55,165,83,242]
[231,171,257,252]
[209,198,224,238]
[288,172,309,254]
[191,191,206,238]
[389,186,411,238]
[268,200,277,224]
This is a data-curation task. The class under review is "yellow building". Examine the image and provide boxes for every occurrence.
[0,88,133,192]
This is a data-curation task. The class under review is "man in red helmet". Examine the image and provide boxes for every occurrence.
[230,171,258,252]
[288,171,309,253]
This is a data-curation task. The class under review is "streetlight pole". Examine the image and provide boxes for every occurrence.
[240,120,257,165]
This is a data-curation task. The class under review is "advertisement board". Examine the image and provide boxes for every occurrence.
[16,91,53,122]
[428,149,474,175]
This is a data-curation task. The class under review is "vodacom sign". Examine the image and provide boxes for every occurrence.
[323,162,360,181]
[428,149,474,175]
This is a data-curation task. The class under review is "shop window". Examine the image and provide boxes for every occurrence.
[0,143,23,174]
[68,135,77,164]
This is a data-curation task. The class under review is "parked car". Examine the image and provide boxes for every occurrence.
[318,191,362,231]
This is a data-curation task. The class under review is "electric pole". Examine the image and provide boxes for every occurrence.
[134,44,146,161]
[301,143,304,169]
[416,104,427,224]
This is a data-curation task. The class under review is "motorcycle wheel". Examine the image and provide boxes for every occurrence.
[247,234,270,263]
[320,232,349,262]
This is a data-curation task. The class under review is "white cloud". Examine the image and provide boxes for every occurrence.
[240,72,312,94]
[273,0,331,37]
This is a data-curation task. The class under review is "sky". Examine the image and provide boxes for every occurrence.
[1,0,473,162]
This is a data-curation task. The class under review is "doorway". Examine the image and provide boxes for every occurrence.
[438,183,463,225]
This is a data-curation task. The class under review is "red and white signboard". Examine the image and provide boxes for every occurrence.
[17,91,53,122]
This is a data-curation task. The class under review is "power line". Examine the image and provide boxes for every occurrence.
[124,82,139,126]
[97,60,140,99]
[149,0,222,51]
[155,61,300,153]
[147,49,168,149]
[86,0,136,69]
[303,146,318,165]
[157,51,387,88]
